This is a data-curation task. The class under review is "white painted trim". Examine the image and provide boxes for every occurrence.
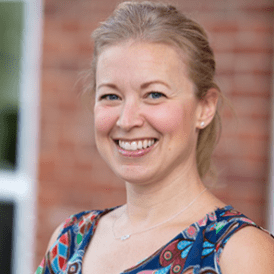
[268,59,274,234]
[0,173,37,274]
[267,26,274,234]
[269,144,274,234]
[0,0,43,273]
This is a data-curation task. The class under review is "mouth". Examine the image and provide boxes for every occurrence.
[114,138,158,151]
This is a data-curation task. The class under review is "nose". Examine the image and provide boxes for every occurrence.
[116,99,144,131]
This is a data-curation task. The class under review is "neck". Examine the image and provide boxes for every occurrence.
[123,168,206,226]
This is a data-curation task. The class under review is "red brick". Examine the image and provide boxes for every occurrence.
[227,157,268,180]
[38,161,56,182]
[229,199,265,226]
[212,33,236,52]
[235,31,273,53]
[215,53,235,74]
[230,95,271,118]
[62,19,81,32]
[232,73,271,96]
[209,21,239,33]
[234,53,272,73]
[216,75,234,95]
[62,188,126,209]
[226,179,266,202]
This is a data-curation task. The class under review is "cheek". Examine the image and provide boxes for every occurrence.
[147,103,194,134]
[94,106,117,134]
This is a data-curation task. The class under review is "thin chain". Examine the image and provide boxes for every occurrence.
[112,188,207,241]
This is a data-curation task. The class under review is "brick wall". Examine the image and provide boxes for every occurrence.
[35,0,274,267]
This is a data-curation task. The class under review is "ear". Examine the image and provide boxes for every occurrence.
[196,88,219,129]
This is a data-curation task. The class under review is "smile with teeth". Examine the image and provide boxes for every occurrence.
[118,139,156,151]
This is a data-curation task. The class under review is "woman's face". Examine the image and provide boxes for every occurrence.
[94,41,203,185]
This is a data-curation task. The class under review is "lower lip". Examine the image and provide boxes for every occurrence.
[116,142,156,157]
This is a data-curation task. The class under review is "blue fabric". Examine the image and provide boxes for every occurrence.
[35,206,265,274]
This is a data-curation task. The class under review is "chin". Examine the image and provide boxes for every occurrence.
[113,166,157,185]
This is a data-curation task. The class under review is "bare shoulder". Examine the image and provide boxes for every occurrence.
[219,225,274,274]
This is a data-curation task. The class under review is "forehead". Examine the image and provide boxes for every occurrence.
[96,41,190,86]
[98,40,185,65]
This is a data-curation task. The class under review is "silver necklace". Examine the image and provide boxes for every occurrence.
[112,188,207,241]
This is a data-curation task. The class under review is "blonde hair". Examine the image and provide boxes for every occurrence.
[89,1,222,179]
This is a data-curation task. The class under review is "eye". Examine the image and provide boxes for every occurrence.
[147,92,166,99]
[100,94,120,101]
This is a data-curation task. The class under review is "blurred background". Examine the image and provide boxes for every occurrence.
[0,0,273,273]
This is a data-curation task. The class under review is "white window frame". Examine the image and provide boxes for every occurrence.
[267,26,274,235]
[269,144,274,234]
[268,76,274,234]
[0,0,43,273]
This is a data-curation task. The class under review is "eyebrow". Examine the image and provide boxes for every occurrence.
[97,80,171,91]
[140,80,171,89]
[97,83,118,91]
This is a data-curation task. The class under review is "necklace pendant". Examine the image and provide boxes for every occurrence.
[121,234,130,240]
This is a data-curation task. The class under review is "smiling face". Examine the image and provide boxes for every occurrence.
[94,41,203,185]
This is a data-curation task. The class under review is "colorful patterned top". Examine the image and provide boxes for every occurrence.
[35,205,266,274]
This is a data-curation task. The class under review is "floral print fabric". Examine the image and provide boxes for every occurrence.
[35,206,264,274]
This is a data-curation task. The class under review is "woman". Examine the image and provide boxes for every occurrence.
[36,1,274,274]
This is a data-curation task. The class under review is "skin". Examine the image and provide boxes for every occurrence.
[46,41,274,274]
[93,40,222,225]
[94,41,204,187]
